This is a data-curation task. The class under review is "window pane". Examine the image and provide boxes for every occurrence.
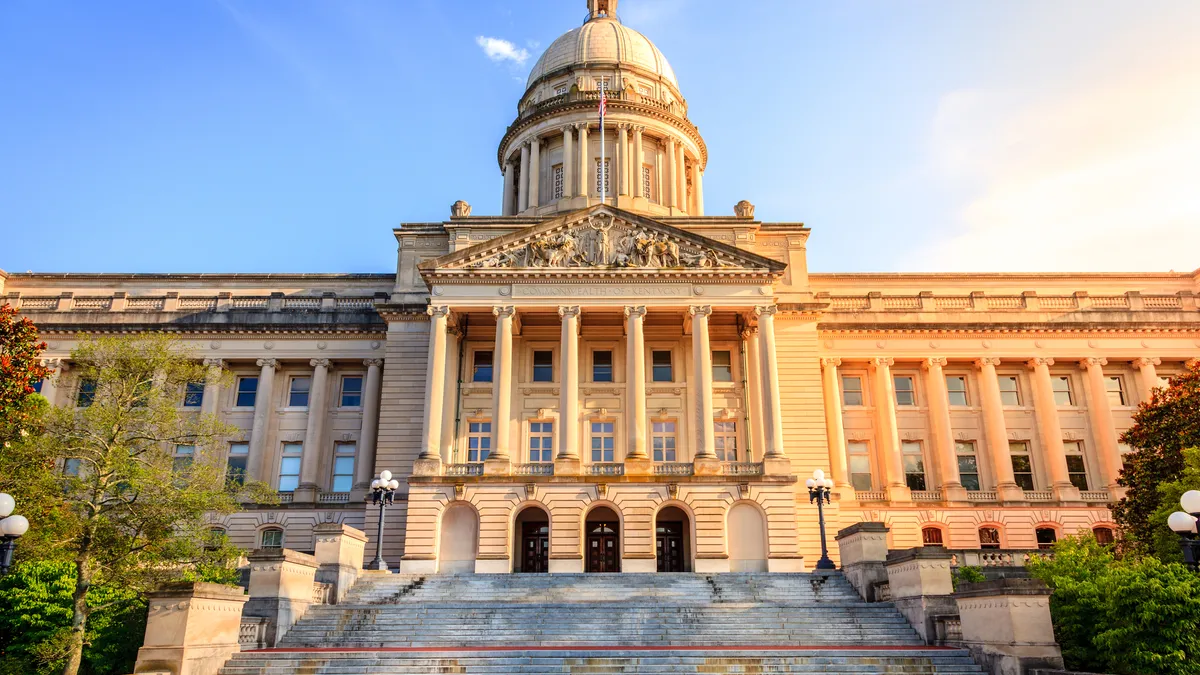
[842,376,863,406]
[958,456,980,491]
[979,527,1001,549]
[999,376,1020,405]
[289,377,311,407]
[183,382,205,407]
[894,377,915,406]
[1035,528,1058,549]
[1105,377,1126,406]
[77,380,97,407]
[593,351,613,382]
[652,351,673,382]
[261,529,283,549]
[332,475,353,492]
[473,351,494,382]
[1094,527,1115,545]
[533,351,554,382]
[236,377,258,407]
[1052,377,1073,405]
[712,351,733,382]
[340,377,363,407]
[922,528,944,546]
[946,376,968,406]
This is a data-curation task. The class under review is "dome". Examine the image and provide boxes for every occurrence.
[525,17,678,91]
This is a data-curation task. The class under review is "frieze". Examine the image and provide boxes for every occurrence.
[513,284,691,298]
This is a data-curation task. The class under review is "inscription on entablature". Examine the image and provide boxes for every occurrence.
[512,284,691,298]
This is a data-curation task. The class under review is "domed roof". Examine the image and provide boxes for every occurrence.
[526,17,678,90]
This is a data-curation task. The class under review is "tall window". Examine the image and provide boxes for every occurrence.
[278,443,303,492]
[235,376,258,407]
[946,376,968,406]
[288,377,311,407]
[591,421,615,462]
[552,164,564,200]
[595,158,611,195]
[841,376,863,406]
[77,379,97,407]
[1105,376,1127,406]
[183,382,204,407]
[173,445,195,472]
[1064,440,1089,490]
[921,527,944,546]
[712,351,733,382]
[642,165,653,201]
[1035,527,1058,550]
[902,441,926,491]
[999,376,1021,405]
[532,351,554,382]
[340,376,363,407]
[1052,376,1073,405]
[260,528,284,549]
[529,421,554,462]
[714,421,738,461]
[227,442,249,484]
[473,351,494,382]
[956,441,980,491]
[331,442,356,492]
[894,376,916,406]
[847,441,872,491]
[467,422,492,462]
[593,350,614,382]
[651,421,676,462]
[652,350,673,382]
[979,527,1001,549]
[1009,441,1034,490]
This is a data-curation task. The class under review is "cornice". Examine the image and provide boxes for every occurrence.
[36,327,386,339]
[6,272,393,282]
[810,271,1195,283]
[819,326,1200,338]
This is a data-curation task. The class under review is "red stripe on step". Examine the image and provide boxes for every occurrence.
[249,645,960,653]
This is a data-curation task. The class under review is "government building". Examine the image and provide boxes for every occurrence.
[4,0,1197,576]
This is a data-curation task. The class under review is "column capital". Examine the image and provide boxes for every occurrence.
[574,122,588,131]
[504,159,514,168]
[753,305,778,318]
[1026,357,1055,369]
[921,357,948,370]
[1132,357,1162,368]
[363,359,384,368]
[1079,357,1108,368]
[493,306,516,318]
[820,357,842,369]
[623,305,647,318]
[740,326,759,340]
[40,358,67,371]
[562,124,574,135]
[427,305,452,318]
[256,358,279,368]
[688,305,713,318]
[869,357,894,370]
[557,305,581,318]
[203,358,226,369]
[310,358,331,369]
[974,357,1001,369]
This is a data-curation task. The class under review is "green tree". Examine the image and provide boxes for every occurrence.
[1148,448,1200,563]
[0,304,51,446]
[1115,362,1200,554]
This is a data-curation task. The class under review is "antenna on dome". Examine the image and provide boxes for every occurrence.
[588,0,618,20]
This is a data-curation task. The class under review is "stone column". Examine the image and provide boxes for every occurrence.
[870,357,910,502]
[577,123,589,197]
[132,582,248,675]
[1133,356,1162,402]
[1026,358,1079,501]
[248,358,278,481]
[517,142,530,212]
[200,359,224,416]
[617,125,630,196]
[38,359,65,407]
[502,160,515,215]
[1080,357,1122,491]
[821,358,852,491]
[487,306,515,470]
[439,329,460,463]
[974,358,1024,502]
[557,307,581,470]
[528,137,540,208]
[677,145,687,211]
[665,137,677,208]
[417,307,450,466]
[756,306,787,469]
[355,359,383,491]
[625,306,648,462]
[690,305,716,463]
[744,328,767,461]
[633,126,645,199]
[561,126,574,199]
[296,358,331,502]
[694,167,705,216]
[922,357,967,501]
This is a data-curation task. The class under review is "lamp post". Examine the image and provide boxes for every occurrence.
[1168,489,1200,573]
[0,493,30,576]
[366,471,400,572]
[805,470,836,570]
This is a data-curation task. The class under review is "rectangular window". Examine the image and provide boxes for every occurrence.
[77,379,97,407]
[467,421,492,462]
[554,84,569,96]
[593,350,614,382]
[642,164,653,202]
[529,421,554,462]
[712,350,733,382]
[591,421,615,462]
[173,445,195,472]
[1010,442,1034,490]
[227,442,249,484]
[533,350,554,382]
[235,377,258,407]
[260,529,283,549]
[552,164,564,200]
[183,382,205,407]
[473,351,494,383]
[278,443,303,492]
[288,377,311,407]
[340,376,363,407]
[596,76,611,91]
[63,458,82,477]
[652,350,673,382]
[1052,376,1073,406]
[637,84,652,97]
[132,380,151,407]
[902,440,926,491]
[999,376,1021,406]
[651,421,677,462]
[847,441,872,490]
[894,376,916,406]
[1064,440,1089,490]
[841,376,863,406]
[331,443,356,492]
[714,421,738,461]
[956,441,980,491]
[946,376,968,406]
[595,158,611,195]
[1105,376,1127,406]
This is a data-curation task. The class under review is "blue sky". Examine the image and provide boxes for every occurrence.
[2,0,1198,274]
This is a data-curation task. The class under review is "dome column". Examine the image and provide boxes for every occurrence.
[576,123,589,198]
[665,137,677,209]
[676,144,686,213]
[517,143,530,212]
[632,126,645,201]
[561,126,574,200]
[617,124,630,197]
[502,160,515,216]
[692,163,704,216]
[528,137,540,209]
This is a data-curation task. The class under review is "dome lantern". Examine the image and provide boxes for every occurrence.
[588,0,618,20]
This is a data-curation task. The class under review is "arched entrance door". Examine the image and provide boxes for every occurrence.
[585,505,620,573]
[656,505,692,572]
[727,502,768,572]
[438,503,479,574]
[514,506,550,573]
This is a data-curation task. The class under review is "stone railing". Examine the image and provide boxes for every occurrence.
[948,549,1048,568]
[283,297,321,310]
[1080,490,1112,502]
[933,615,963,645]
[521,86,687,120]
[722,462,764,476]
[911,490,943,502]
[276,492,294,504]
[179,296,217,311]
[72,296,112,311]
[1024,490,1054,501]
[317,492,350,504]
[966,490,998,502]
[233,296,269,309]
[239,617,269,650]
[855,490,888,502]
[311,581,334,605]
[817,290,1194,314]
[513,463,554,476]
[6,293,380,313]
[873,580,891,601]
[654,462,695,476]
[445,463,484,477]
[590,463,625,476]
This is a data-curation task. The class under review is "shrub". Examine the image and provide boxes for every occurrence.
[952,565,986,590]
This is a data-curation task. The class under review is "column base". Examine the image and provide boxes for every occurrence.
[554,457,582,476]
[475,558,511,574]
[292,484,319,504]
[694,557,731,574]
[549,556,584,573]
[1107,485,1128,502]
[483,456,512,476]
[412,458,442,476]
[693,455,722,476]
[365,558,391,572]
[397,557,434,574]
[887,485,913,503]
[997,483,1027,504]
[624,456,653,476]
[769,556,807,573]
[763,456,793,477]
[1052,484,1082,503]
[622,557,656,573]
[943,483,970,503]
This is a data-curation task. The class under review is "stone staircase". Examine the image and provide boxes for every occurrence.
[222,572,985,674]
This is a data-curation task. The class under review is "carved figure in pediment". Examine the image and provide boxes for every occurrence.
[652,234,681,267]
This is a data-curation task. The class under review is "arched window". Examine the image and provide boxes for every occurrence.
[260,527,284,549]
[1035,527,1058,550]
[921,526,945,546]
[1093,526,1115,545]
[978,527,1001,549]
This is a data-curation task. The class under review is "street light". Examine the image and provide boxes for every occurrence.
[367,471,400,572]
[0,493,30,575]
[1168,489,1200,572]
[805,470,836,571]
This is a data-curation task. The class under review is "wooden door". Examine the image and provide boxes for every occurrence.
[586,521,619,572]
[521,522,549,573]
[656,521,685,572]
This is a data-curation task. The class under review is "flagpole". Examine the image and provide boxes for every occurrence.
[600,92,606,205]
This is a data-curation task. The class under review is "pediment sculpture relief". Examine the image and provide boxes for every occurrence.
[466,215,738,270]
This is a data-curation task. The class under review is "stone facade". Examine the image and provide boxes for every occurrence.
[3,0,1197,573]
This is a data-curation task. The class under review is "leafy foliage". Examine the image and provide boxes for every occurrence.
[1148,448,1200,563]
[1028,535,1200,675]
[1116,362,1200,555]
[0,304,51,446]
[951,565,986,590]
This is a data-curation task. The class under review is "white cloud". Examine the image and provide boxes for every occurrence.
[476,36,530,66]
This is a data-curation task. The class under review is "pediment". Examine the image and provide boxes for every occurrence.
[420,206,785,279]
